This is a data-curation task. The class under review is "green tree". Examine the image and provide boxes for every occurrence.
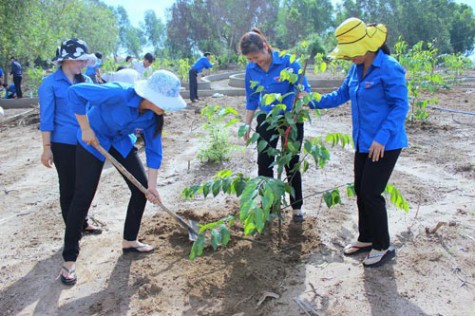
[450,4,475,54]
[143,10,166,55]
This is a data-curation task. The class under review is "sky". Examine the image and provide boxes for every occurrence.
[102,0,475,27]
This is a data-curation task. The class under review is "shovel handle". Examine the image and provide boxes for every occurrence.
[94,144,196,233]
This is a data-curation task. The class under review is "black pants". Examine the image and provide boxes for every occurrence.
[354,149,401,250]
[256,114,304,210]
[63,145,148,262]
[188,68,198,101]
[51,143,89,230]
[13,75,22,98]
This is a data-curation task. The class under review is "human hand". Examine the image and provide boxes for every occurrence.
[81,128,98,146]
[297,91,308,100]
[41,148,53,168]
[368,141,385,162]
[146,187,162,204]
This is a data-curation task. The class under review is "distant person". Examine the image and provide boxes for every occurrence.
[85,52,103,83]
[0,67,4,85]
[309,18,409,267]
[2,83,16,99]
[101,68,139,85]
[125,55,133,67]
[133,52,155,79]
[39,38,102,238]
[10,56,23,98]
[188,52,213,103]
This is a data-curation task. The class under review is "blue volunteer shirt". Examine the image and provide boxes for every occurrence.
[191,56,213,73]
[69,82,163,169]
[311,50,409,152]
[4,83,16,98]
[39,69,92,144]
[11,61,22,76]
[85,59,102,76]
[245,50,311,113]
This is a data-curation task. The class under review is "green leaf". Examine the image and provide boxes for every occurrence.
[212,180,221,197]
[258,140,268,152]
[244,222,257,236]
[203,182,212,198]
[220,225,231,246]
[238,124,250,138]
[210,228,222,251]
[189,234,206,260]
[346,184,356,198]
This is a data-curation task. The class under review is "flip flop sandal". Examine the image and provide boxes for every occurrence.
[363,248,396,267]
[82,226,103,235]
[59,266,77,286]
[343,241,373,256]
[292,214,305,223]
[122,244,155,254]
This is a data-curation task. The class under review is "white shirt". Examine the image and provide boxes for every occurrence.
[133,61,153,79]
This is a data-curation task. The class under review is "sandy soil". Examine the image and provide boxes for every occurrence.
[0,80,474,316]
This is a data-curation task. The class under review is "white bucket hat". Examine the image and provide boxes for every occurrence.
[134,70,186,112]
[102,68,139,85]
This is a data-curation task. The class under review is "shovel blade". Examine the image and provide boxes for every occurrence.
[188,220,199,241]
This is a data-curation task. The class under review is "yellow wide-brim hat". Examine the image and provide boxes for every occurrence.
[329,17,387,59]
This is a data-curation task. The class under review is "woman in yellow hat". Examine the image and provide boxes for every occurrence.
[310,18,409,267]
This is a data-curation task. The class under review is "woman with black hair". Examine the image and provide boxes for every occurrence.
[39,38,102,237]
[239,28,312,223]
[59,69,186,285]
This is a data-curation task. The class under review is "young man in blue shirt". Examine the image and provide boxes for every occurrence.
[10,56,23,98]
[189,52,213,103]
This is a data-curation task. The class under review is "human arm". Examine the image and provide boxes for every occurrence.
[244,68,260,141]
[243,109,256,141]
[146,168,162,204]
[38,77,55,167]
[75,114,98,147]
[373,61,409,149]
[40,132,53,168]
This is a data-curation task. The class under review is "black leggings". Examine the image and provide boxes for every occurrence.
[256,114,304,210]
[354,149,401,250]
[51,142,89,230]
[63,145,148,262]
[188,68,198,101]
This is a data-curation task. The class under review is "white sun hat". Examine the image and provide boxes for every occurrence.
[134,70,186,112]
[102,68,140,85]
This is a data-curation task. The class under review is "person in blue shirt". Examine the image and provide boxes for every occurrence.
[0,67,4,85]
[188,52,213,103]
[239,28,312,223]
[39,38,102,237]
[2,83,16,99]
[59,69,186,286]
[85,52,103,83]
[10,56,23,98]
[310,18,409,267]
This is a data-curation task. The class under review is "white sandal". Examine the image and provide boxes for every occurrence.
[343,241,373,255]
[363,248,396,267]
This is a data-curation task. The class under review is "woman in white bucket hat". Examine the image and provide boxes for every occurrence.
[59,70,186,285]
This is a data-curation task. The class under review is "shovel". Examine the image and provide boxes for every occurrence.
[94,144,199,241]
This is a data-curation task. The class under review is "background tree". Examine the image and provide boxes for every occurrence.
[143,10,167,55]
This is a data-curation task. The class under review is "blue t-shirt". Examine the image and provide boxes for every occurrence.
[69,82,163,169]
[310,50,409,152]
[85,59,102,76]
[245,50,311,114]
[39,69,92,144]
[191,56,213,73]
